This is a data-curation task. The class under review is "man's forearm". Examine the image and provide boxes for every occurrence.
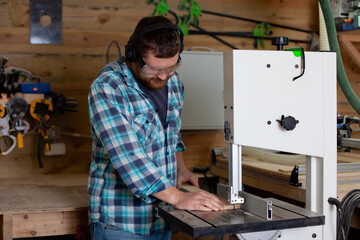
[152,186,181,205]
[176,151,186,170]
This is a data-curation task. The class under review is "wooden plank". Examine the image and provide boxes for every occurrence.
[0,2,8,27]
[214,154,305,183]
[0,27,129,55]
[339,30,360,68]
[0,214,13,240]
[12,209,88,238]
[211,164,228,180]
[338,152,360,163]
[242,170,307,203]
[243,161,295,182]
[182,131,226,171]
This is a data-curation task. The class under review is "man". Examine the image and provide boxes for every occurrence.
[88,16,223,240]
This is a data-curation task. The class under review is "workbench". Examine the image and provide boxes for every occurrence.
[0,172,89,240]
[0,186,88,240]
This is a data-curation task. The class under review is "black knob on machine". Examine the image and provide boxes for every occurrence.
[272,36,289,50]
[276,115,299,131]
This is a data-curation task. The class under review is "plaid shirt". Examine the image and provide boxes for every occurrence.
[88,60,185,236]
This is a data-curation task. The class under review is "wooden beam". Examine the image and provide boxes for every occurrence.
[339,30,360,68]
[0,214,13,240]
[11,209,88,238]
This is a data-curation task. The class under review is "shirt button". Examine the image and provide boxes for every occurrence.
[167,174,171,178]
[129,152,134,156]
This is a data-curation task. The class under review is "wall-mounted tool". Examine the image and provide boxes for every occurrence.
[253,22,273,48]
[0,104,5,118]
[47,92,79,114]
[1,58,41,98]
[20,82,50,94]
[30,98,53,168]
[337,115,360,150]
[0,111,17,156]
[7,97,30,148]
[0,57,8,95]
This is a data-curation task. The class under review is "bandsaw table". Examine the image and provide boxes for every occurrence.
[159,47,337,239]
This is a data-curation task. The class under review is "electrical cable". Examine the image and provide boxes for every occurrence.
[102,40,123,66]
[190,25,237,49]
[340,190,360,240]
[188,30,311,44]
[200,9,313,34]
[167,8,237,49]
[329,190,360,240]
[188,46,216,52]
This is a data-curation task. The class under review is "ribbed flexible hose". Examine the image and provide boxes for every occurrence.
[318,2,330,51]
[319,0,360,115]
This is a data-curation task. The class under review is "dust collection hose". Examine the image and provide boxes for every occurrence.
[319,0,360,115]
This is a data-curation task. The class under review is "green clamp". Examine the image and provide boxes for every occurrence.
[178,0,202,26]
[178,0,187,10]
[253,22,273,48]
[175,13,189,36]
[188,0,202,26]
[285,46,303,57]
[151,0,170,16]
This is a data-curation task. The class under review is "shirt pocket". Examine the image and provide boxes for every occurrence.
[168,104,182,130]
[132,111,159,147]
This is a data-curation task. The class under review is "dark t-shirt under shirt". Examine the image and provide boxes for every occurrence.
[136,80,168,129]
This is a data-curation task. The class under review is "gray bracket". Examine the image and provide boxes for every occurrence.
[240,191,273,220]
[217,183,272,220]
[30,0,62,44]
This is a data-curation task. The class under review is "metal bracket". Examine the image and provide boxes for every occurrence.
[217,184,272,220]
[217,183,244,204]
[290,165,302,187]
[30,0,62,44]
[240,191,273,220]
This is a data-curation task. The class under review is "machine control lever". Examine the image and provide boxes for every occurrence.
[224,121,230,140]
[271,36,289,50]
[277,115,299,131]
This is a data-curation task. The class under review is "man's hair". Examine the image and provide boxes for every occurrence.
[132,16,182,59]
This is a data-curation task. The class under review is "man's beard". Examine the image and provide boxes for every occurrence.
[138,75,170,90]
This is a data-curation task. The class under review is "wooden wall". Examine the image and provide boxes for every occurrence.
[0,0,359,183]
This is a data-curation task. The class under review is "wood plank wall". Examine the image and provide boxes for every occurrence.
[0,0,358,181]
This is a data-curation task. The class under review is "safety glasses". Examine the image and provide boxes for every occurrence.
[139,56,181,76]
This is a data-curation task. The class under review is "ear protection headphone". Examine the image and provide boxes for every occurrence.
[125,23,184,63]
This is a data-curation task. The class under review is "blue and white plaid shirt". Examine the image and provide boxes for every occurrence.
[88,60,185,235]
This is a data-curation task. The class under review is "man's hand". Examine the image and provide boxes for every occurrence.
[153,186,224,212]
[176,151,199,188]
[172,190,224,211]
[177,167,199,189]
